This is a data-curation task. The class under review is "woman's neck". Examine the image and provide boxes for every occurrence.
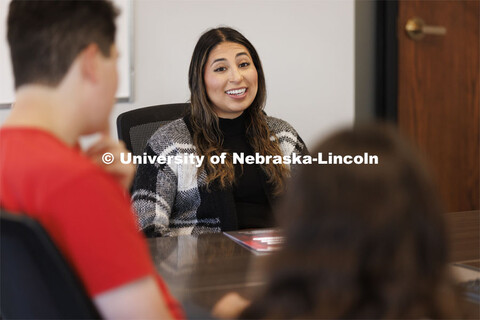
[218,112,246,137]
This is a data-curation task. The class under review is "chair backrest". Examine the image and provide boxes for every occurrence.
[0,209,100,319]
[116,103,189,156]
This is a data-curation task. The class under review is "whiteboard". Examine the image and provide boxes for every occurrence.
[0,0,133,107]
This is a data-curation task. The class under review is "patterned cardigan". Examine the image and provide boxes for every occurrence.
[131,115,307,237]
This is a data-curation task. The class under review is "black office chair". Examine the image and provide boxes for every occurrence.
[116,103,189,156]
[0,209,101,319]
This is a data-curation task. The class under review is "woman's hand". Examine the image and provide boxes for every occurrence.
[212,292,251,319]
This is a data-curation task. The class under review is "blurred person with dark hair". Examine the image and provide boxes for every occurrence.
[0,1,183,318]
[214,124,463,319]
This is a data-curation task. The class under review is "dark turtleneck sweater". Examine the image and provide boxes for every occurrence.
[218,113,274,229]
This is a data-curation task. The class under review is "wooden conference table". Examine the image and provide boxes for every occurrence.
[148,210,479,314]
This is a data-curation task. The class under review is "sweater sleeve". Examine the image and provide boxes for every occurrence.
[131,139,178,237]
[266,116,309,176]
[293,130,309,156]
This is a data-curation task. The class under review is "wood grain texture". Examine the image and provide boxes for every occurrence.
[397,0,479,211]
[445,210,480,263]
[149,213,479,312]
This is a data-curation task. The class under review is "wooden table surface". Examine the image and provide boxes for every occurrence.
[148,210,479,314]
[148,232,269,309]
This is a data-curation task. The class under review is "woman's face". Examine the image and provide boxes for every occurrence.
[204,42,258,119]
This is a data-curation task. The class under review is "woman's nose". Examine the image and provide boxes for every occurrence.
[229,67,243,83]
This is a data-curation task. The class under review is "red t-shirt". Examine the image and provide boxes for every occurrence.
[0,128,184,319]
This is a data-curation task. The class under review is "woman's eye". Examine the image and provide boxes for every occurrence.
[239,62,250,68]
[214,67,227,72]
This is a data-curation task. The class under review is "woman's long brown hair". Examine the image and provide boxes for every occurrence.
[188,27,289,194]
[241,124,462,319]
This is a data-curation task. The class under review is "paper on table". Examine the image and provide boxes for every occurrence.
[224,229,284,254]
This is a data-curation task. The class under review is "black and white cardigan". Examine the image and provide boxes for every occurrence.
[132,115,307,237]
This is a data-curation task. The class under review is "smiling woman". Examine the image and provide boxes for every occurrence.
[204,42,258,119]
[131,27,307,237]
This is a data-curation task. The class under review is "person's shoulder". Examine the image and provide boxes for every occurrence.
[266,116,299,136]
[147,118,193,152]
[1,127,65,147]
[152,118,189,137]
[1,128,123,199]
[1,127,93,172]
[265,116,308,155]
[149,118,190,143]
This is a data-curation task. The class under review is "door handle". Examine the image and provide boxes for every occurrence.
[405,17,447,40]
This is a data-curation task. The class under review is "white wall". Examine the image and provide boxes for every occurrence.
[1,0,355,149]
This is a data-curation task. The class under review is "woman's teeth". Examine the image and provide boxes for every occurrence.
[226,88,247,95]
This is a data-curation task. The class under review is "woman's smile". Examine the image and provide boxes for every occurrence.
[225,87,248,99]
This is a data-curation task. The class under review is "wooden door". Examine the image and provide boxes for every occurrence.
[397,0,479,212]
